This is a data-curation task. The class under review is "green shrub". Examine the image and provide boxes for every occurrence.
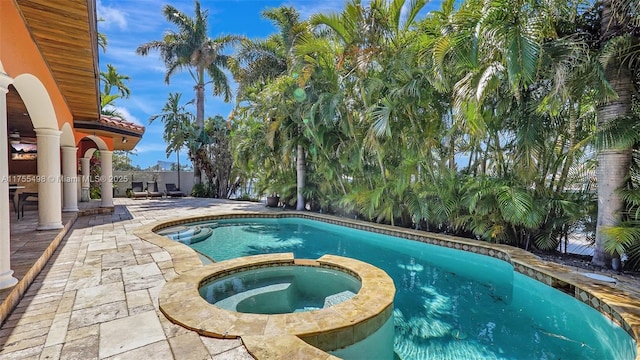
[191,183,217,198]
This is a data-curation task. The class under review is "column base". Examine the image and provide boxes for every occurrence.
[0,270,18,290]
[100,203,114,208]
[37,222,64,231]
[62,207,79,212]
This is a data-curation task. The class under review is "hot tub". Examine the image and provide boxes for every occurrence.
[158,253,396,359]
[200,265,361,314]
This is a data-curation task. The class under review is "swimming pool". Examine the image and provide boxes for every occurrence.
[159,216,636,360]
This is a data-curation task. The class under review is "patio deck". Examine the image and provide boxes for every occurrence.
[0,198,639,359]
[0,197,275,359]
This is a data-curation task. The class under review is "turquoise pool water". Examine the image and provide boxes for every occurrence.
[162,217,636,360]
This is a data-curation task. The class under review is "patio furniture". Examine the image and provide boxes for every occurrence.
[131,181,147,199]
[165,183,186,197]
[147,181,163,198]
[8,184,21,213]
[17,192,38,220]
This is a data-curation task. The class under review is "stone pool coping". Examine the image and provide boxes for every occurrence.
[157,253,394,357]
[134,211,640,359]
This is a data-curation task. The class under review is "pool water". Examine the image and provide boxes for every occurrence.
[167,218,636,360]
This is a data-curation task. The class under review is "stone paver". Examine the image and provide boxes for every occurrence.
[99,310,166,358]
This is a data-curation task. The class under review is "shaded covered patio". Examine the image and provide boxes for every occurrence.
[1,0,144,290]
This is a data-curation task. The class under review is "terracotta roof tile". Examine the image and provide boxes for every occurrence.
[99,115,145,135]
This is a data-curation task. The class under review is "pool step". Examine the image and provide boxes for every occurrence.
[159,225,214,244]
[324,290,356,307]
[156,226,188,235]
[215,282,293,311]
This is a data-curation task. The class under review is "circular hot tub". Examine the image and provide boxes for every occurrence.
[158,253,396,359]
[200,265,361,314]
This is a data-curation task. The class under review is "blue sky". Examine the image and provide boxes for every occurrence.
[97,0,440,169]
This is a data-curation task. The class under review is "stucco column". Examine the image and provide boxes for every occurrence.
[80,157,90,202]
[35,128,63,230]
[61,146,79,212]
[0,72,18,289]
[100,150,113,207]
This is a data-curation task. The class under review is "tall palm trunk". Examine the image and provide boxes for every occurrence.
[194,80,205,185]
[593,71,632,267]
[593,0,633,267]
[296,143,306,211]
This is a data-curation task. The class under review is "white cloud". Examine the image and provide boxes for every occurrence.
[97,0,127,30]
[134,142,168,153]
[115,106,142,125]
[129,96,160,116]
[100,43,166,74]
[289,0,348,19]
[103,105,142,126]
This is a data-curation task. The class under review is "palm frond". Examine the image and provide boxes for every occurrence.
[593,115,640,150]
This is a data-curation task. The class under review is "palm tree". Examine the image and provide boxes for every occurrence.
[224,0,624,254]
[306,0,434,222]
[149,92,194,190]
[97,18,108,53]
[136,0,236,185]
[99,63,131,118]
[231,6,310,210]
[97,20,130,118]
[205,115,234,198]
[100,64,130,99]
[590,0,640,267]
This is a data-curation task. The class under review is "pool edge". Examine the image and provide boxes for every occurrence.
[134,211,640,360]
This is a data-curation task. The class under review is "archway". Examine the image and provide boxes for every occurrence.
[78,136,114,207]
[12,73,62,230]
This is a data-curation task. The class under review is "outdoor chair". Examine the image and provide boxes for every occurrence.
[17,192,38,220]
[130,181,147,199]
[165,183,186,197]
[9,184,17,213]
[147,181,163,198]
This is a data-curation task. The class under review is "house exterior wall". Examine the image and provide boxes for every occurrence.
[0,1,73,130]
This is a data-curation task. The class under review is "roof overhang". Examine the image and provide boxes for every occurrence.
[75,116,145,151]
[14,0,146,151]
[15,0,101,123]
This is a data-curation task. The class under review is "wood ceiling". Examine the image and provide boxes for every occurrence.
[6,87,34,140]
[12,0,100,124]
[7,1,144,151]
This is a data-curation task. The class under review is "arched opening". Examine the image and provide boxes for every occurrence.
[10,74,63,230]
[77,136,114,207]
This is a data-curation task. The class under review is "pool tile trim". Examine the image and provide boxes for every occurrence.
[135,211,640,359]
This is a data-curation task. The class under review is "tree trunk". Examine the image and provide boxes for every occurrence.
[177,150,181,190]
[593,0,633,267]
[194,81,205,185]
[296,143,306,211]
[594,149,631,266]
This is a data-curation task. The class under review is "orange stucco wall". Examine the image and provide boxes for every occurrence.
[2,2,116,153]
[0,1,73,132]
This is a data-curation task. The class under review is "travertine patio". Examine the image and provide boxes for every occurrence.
[0,198,275,359]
